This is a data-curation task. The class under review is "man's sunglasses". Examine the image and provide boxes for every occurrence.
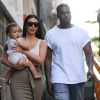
[27,22,39,27]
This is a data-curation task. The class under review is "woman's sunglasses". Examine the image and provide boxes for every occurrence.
[27,22,39,27]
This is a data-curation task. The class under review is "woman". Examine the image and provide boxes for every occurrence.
[1,14,47,100]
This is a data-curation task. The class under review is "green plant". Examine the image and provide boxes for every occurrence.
[91,36,99,48]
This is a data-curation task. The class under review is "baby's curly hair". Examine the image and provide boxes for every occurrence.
[6,23,18,35]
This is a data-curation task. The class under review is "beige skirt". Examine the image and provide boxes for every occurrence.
[10,68,44,100]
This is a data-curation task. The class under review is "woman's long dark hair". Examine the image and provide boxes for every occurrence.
[23,14,45,39]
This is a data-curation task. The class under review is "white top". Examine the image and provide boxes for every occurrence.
[30,39,41,56]
[6,39,26,64]
[6,39,16,55]
[45,25,90,84]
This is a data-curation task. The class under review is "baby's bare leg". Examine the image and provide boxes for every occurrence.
[18,58,41,79]
[27,60,41,79]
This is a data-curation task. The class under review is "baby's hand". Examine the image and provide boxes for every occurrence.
[16,38,30,50]
[16,38,24,46]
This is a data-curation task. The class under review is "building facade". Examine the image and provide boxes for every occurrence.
[0,0,61,99]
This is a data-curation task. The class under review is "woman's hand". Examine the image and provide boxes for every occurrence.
[17,58,28,67]
[11,58,28,69]
[12,63,22,69]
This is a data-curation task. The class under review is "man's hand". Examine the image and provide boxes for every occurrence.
[47,80,54,97]
[87,70,94,81]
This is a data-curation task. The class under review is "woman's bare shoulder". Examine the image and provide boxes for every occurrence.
[40,39,47,46]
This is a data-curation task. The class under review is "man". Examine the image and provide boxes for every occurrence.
[45,3,94,100]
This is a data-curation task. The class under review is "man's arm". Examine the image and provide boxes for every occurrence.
[83,42,94,80]
[44,47,53,96]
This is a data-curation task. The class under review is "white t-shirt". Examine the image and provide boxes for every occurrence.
[45,25,90,84]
